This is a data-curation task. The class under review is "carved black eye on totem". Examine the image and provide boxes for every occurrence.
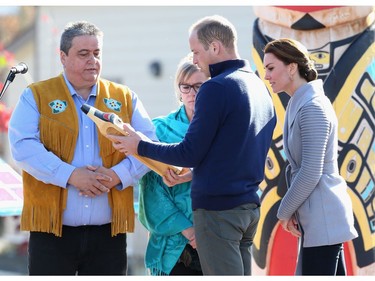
[347,159,356,173]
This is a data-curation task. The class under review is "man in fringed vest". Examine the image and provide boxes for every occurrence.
[8,21,157,275]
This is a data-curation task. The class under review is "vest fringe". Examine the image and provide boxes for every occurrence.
[21,205,63,237]
[111,202,135,236]
[109,186,135,236]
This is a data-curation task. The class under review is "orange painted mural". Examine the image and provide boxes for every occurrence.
[251,6,374,275]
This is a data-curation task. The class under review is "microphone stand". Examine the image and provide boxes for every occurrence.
[0,70,17,101]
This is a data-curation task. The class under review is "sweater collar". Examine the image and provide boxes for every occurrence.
[209,59,251,78]
[287,79,324,128]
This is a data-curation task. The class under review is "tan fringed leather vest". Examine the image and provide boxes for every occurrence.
[21,74,135,237]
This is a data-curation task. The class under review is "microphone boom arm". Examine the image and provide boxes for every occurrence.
[0,62,28,101]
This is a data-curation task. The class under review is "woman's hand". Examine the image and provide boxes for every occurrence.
[279,216,301,237]
[182,227,197,249]
[162,168,192,187]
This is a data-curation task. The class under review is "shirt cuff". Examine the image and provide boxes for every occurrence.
[55,163,76,188]
[111,163,133,190]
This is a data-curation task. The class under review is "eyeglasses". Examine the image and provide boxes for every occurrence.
[179,83,202,94]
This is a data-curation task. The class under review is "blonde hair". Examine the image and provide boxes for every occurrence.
[174,54,201,102]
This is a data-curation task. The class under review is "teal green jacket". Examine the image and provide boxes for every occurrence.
[138,105,193,275]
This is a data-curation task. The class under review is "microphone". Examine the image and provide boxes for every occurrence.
[10,62,28,74]
[0,62,29,100]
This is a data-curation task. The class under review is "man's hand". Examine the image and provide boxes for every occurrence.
[107,123,151,156]
[68,166,112,198]
[86,165,121,189]
[106,123,141,155]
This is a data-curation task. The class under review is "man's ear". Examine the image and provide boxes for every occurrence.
[210,41,220,54]
[60,50,67,67]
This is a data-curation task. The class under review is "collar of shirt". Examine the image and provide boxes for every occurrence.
[62,72,98,99]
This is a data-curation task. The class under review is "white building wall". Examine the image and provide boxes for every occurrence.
[36,6,257,118]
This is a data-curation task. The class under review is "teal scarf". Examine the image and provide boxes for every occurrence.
[138,106,193,275]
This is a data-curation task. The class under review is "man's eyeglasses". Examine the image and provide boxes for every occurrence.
[179,83,202,94]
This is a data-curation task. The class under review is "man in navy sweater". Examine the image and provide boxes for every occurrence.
[108,15,276,275]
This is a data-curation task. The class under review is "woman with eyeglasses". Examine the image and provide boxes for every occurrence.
[137,55,208,275]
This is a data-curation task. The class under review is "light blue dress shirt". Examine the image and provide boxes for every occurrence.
[8,73,157,226]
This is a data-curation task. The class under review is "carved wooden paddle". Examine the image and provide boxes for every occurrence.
[81,104,182,176]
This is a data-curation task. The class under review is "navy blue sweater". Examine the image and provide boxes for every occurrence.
[138,59,276,210]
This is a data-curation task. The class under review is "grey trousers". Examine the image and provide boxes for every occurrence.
[193,203,260,275]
